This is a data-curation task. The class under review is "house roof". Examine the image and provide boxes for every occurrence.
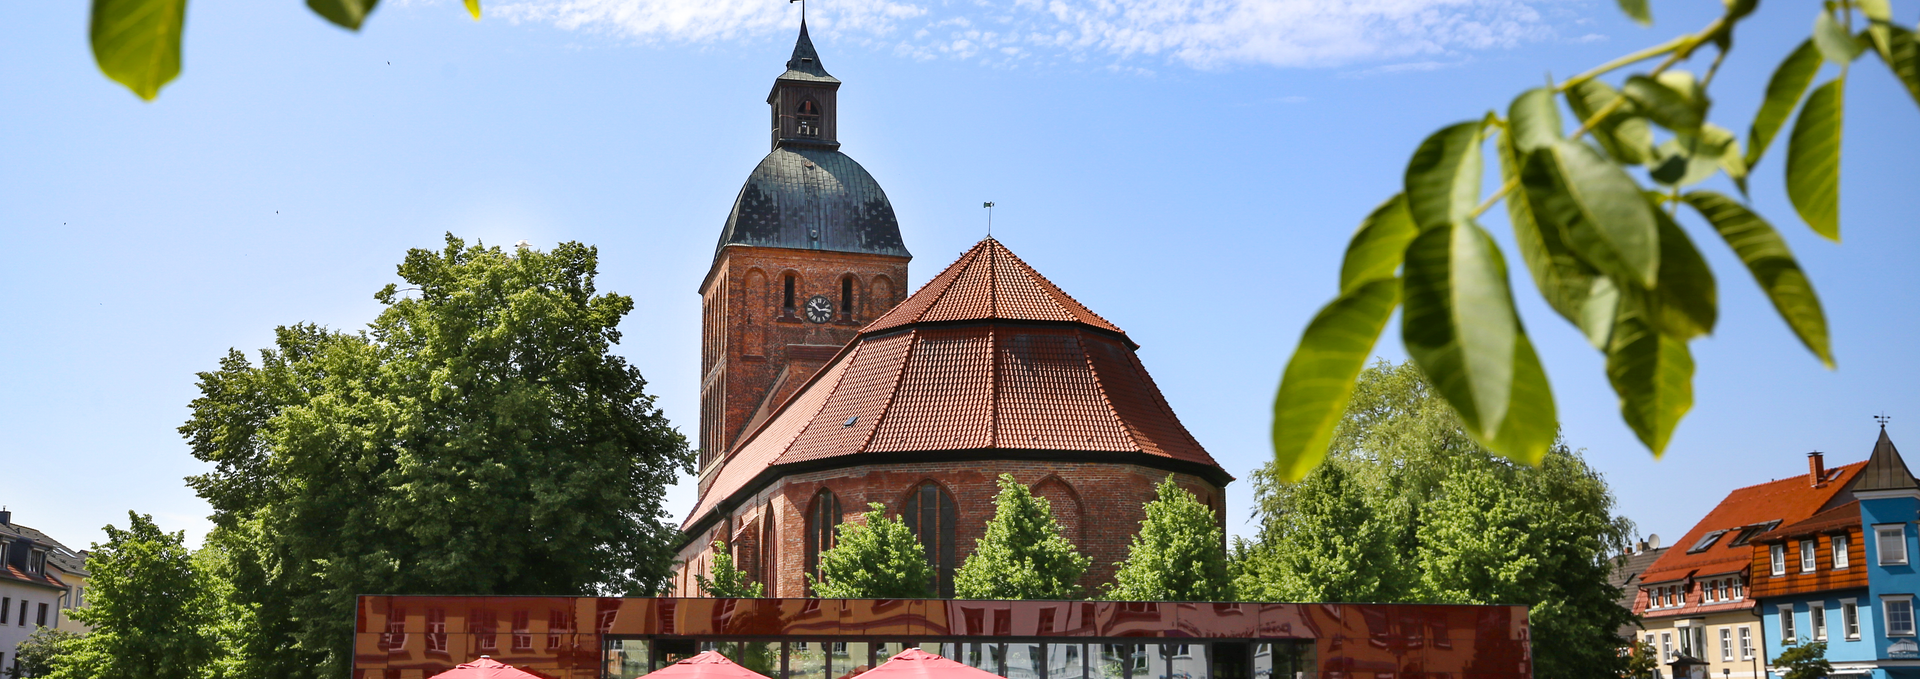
[1855,427,1916,493]
[1754,501,1862,543]
[1638,461,1864,586]
[1609,546,1668,637]
[684,238,1223,531]
[0,522,70,590]
[5,522,87,576]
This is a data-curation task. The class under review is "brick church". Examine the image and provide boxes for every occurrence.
[670,23,1231,598]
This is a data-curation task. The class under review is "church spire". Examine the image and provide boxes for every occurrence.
[781,21,836,81]
[767,21,841,149]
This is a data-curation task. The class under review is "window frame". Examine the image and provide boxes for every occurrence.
[1801,539,1818,572]
[1876,524,1909,566]
[1720,627,1733,661]
[1661,632,1674,662]
[1812,603,1828,641]
[1779,604,1798,644]
[1834,533,1851,569]
[1772,543,1788,575]
[1885,595,1916,638]
[1739,626,1754,660]
[1841,598,1860,640]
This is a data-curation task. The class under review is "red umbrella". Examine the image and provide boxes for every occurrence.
[855,648,1003,679]
[427,656,556,679]
[644,651,775,679]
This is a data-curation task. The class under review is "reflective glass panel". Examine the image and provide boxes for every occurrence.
[1094,645,1129,679]
[604,639,650,679]
[1170,643,1207,679]
[832,642,872,679]
[739,642,781,677]
[790,641,826,679]
[1006,643,1043,679]
[1252,643,1273,679]
[943,643,1001,675]
[1048,644,1087,679]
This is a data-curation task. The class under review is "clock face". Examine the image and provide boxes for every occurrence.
[803,295,835,323]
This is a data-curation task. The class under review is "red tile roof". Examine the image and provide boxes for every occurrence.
[1638,461,1864,588]
[1754,501,1862,543]
[685,238,1222,530]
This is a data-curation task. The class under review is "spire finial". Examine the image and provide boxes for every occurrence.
[983,202,994,237]
[790,0,805,25]
[1877,413,1892,429]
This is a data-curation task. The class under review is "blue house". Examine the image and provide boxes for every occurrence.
[1754,427,1919,679]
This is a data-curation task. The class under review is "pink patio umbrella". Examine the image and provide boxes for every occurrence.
[644,651,776,679]
[852,648,1003,679]
[427,656,558,679]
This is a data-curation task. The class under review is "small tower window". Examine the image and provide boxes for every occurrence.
[840,276,854,317]
[797,98,821,138]
[784,275,796,312]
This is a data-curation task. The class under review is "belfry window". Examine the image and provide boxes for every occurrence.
[797,99,822,138]
[902,482,959,597]
[804,489,841,595]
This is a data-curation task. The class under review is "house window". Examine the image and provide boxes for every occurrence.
[804,489,842,594]
[1,597,8,624]
[35,603,46,627]
[1834,534,1851,569]
[1717,579,1728,601]
[1886,596,1916,637]
[1812,604,1827,640]
[1739,627,1754,660]
[1720,627,1733,661]
[1733,577,1745,599]
[1646,634,1656,654]
[1780,605,1798,643]
[1772,543,1788,575]
[1877,524,1909,565]
[1662,632,1673,662]
[1843,601,1860,639]
[902,481,959,597]
[1801,539,1818,572]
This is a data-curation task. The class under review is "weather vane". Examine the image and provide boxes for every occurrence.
[1876,412,1892,428]
[790,0,805,24]
[983,202,995,237]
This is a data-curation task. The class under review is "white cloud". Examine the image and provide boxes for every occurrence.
[490,0,1566,69]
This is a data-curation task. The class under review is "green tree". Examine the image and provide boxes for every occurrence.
[953,474,1090,600]
[48,512,219,679]
[1623,641,1659,679]
[1269,0,1920,481]
[1232,461,1411,603]
[179,235,691,679]
[1774,641,1832,679]
[695,541,766,598]
[809,503,935,598]
[1106,477,1232,601]
[10,627,80,678]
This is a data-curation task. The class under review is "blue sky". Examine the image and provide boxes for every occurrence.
[2,0,1916,558]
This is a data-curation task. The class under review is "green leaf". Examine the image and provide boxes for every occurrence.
[1488,333,1556,465]
[1404,121,1485,230]
[1616,0,1651,25]
[1401,221,1521,443]
[1871,23,1920,107]
[1340,195,1418,294]
[1649,205,1717,339]
[1786,77,1845,241]
[309,0,379,30]
[1682,191,1834,367]
[1747,40,1822,170]
[1521,139,1661,288]
[1625,75,1705,134]
[1815,12,1865,63]
[1508,88,1563,153]
[1653,123,1739,187]
[1605,288,1695,455]
[1565,80,1656,165]
[1857,0,1891,22]
[1270,279,1401,482]
[465,0,481,19]
[1498,128,1616,348]
[89,0,187,101]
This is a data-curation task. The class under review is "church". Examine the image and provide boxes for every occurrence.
[670,23,1233,598]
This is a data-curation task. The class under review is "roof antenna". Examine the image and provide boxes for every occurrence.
[983,201,994,238]
[1876,412,1892,429]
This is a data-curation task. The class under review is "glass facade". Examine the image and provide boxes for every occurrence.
[353,596,1531,679]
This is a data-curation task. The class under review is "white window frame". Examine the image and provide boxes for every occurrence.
[1720,627,1734,661]
[1733,577,1745,600]
[1772,543,1789,575]
[1841,598,1860,640]
[1813,603,1828,641]
[1876,524,1909,566]
[1739,626,1754,660]
[1834,534,1851,569]
[1780,605,1798,644]
[1802,539,1818,572]
[1885,595,1916,637]
[1662,632,1674,662]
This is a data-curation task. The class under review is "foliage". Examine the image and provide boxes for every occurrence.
[88,0,482,100]
[695,541,766,598]
[1271,0,1920,479]
[179,235,691,679]
[809,503,935,599]
[1106,477,1232,602]
[1241,361,1636,679]
[1774,641,1833,679]
[1623,641,1659,679]
[10,627,81,678]
[47,512,219,679]
[953,474,1091,600]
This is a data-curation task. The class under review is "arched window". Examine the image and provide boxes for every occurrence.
[804,489,841,594]
[840,276,855,318]
[761,512,778,596]
[902,481,959,597]
[784,274,797,314]
[797,98,822,138]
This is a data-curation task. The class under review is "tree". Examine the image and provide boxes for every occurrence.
[1106,477,1232,602]
[10,627,80,678]
[179,235,691,679]
[1774,641,1832,679]
[1268,0,1920,481]
[1242,361,1636,679]
[1623,641,1659,679]
[47,512,219,679]
[695,541,766,598]
[953,474,1090,600]
[809,503,935,598]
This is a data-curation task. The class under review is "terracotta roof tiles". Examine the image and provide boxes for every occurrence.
[1638,461,1864,587]
[864,238,1122,335]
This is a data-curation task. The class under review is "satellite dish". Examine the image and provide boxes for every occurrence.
[1647,534,1662,550]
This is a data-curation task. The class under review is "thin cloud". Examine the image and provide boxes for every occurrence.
[490,0,1564,69]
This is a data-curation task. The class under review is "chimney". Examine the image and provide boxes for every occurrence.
[0,508,10,525]
[1809,451,1827,486]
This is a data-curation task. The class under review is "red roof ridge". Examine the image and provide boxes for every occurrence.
[862,238,1125,336]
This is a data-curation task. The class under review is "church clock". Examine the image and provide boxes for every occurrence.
[803,295,834,323]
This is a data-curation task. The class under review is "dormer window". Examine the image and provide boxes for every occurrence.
[796,99,822,138]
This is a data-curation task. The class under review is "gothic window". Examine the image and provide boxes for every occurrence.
[902,481,959,597]
[761,512,778,596]
[840,276,855,318]
[805,489,841,594]
[797,98,822,138]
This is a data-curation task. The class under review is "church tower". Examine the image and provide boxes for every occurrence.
[698,23,911,495]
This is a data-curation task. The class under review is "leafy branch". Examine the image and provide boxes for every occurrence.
[1270,0,1920,481]
[89,0,482,101]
